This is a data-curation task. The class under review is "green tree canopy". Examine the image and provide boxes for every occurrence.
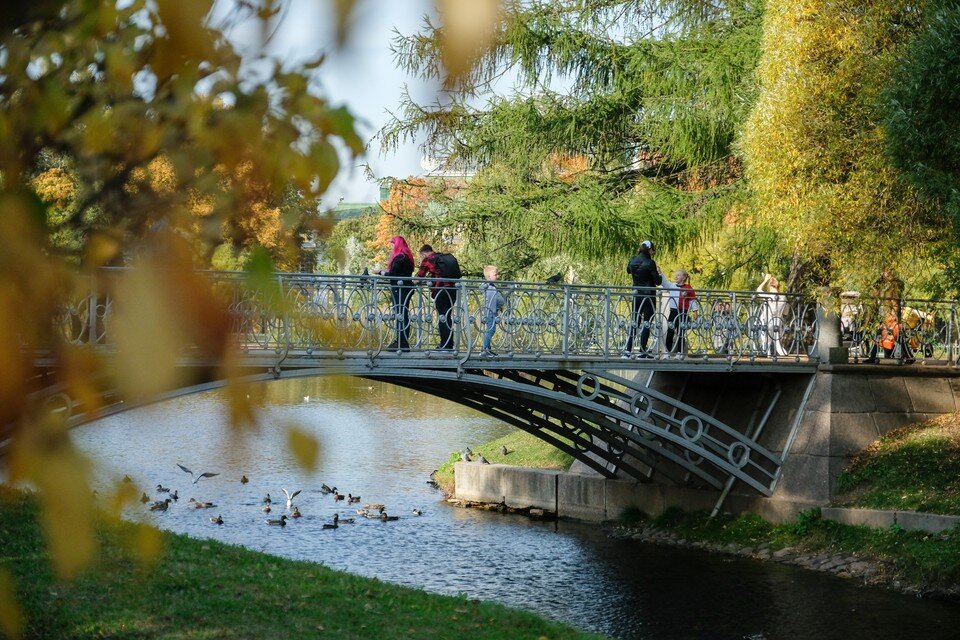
[382,0,764,284]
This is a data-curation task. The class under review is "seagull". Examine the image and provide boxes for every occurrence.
[210,514,223,525]
[303,395,310,402]
[176,464,219,484]
[266,515,288,526]
[322,514,339,530]
[282,488,301,509]
[240,475,249,484]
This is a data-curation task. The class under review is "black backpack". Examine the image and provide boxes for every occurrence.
[433,252,462,279]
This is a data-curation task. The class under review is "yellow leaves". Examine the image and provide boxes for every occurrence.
[436,0,503,87]
[287,425,320,470]
[0,568,23,640]
[31,168,76,210]
[9,413,96,582]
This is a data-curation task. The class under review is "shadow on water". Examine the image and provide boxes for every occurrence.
[71,377,960,640]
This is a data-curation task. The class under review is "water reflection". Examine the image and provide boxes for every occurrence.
[72,377,960,639]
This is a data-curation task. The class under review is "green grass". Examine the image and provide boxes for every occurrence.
[0,488,605,640]
[643,507,960,589]
[833,414,960,514]
[434,430,574,495]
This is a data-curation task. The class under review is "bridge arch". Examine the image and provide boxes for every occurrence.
[29,362,804,498]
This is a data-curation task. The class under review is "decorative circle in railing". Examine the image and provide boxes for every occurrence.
[576,373,600,401]
[727,441,751,469]
[630,393,652,420]
[680,415,704,442]
[43,392,72,416]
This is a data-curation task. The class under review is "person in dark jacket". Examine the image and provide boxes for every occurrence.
[382,236,415,351]
[416,244,457,350]
[624,240,663,357]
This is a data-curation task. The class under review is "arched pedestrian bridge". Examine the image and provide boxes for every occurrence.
[36,271,960,504]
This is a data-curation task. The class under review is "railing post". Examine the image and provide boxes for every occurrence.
[459,280,470,354]
[816,291,841,364]
[951,303,957,366]
[278,273,288,353]
[603,288,611,357]
[561,285,570,357]
[88,275,98,345]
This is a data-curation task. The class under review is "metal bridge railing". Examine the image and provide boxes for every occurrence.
[53,270,960,365]
[54,271,831,363]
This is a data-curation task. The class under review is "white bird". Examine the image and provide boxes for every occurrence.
[282,488,301,509]
[176,464,219,484]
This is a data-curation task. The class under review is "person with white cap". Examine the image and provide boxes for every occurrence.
[623,240,662,357]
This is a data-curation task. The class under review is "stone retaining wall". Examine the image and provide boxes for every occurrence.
[454,462,817,523]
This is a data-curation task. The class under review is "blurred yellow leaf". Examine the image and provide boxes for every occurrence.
[134,523,163,570]
[110,265,185,401]
[0,568,23,640]
[436,0,502,86]
[108,479,139,517]
[83,232,121,268]
[287,425,319,470]
[9,414,95,582]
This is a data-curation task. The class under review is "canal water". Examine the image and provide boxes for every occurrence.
[72,377,960,639]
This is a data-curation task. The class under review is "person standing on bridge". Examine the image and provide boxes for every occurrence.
[416,244,461,351]
[623,240,662,358]
[480,265,506,357]
[382,236,415,351]
[661,269,697,358]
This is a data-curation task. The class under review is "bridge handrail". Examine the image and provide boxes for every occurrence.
[57,269,958,365]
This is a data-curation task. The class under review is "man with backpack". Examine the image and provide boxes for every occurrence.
[416,244,461,350]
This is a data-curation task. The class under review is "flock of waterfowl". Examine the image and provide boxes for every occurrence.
[134,465,421,530]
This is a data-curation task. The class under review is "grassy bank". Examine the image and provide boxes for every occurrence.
[833,414,960,514]
[434,430,573,495]
[0,488,604,639]
[617,414,960,594]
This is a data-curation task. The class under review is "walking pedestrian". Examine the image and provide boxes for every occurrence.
[623,240,662,358]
